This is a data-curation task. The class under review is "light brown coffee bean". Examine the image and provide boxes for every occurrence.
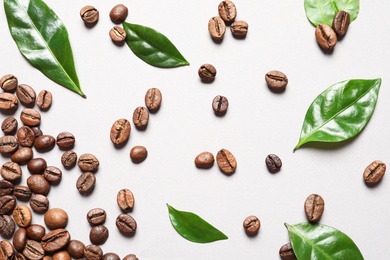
[110,119,131,145]
[218,0,237,23]
[78,153,99,172]
[17,126,35,147]
[36,90,52,110]
[315,24,337,50]
[145,88,162,112]
[20,108,41,126]
[1,161,22,181]
[0,74,18,92]
[265,70,288,92]
[80,5,99,25]
[132,106,149,130]
[0,135,19,154]
[304,194,325,223]
[11,147,33,164]
[208,16,226,40]
[216,148,237,175]
[0,240,15,260]
[44,208,68,230]
[117,188,135,212]
[130,146,148,163]
[332,10,350,36]
[52,250,71,260]
[16,84,36,106]
[61,150,77,168]
[194,152,215,169]
[230,20,248,38]
[0,92,18,111]
[198,64,216,83]
[243,215,260,235]
[2,117,18,135]
[12,205,32,228]
[363,160,386,186]
[109,26,126,43]
[110,4,128,24]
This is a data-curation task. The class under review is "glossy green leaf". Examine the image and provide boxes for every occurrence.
[285,222,364,260]
[304,0,337,27]
[4,0,85,97]
[333,0,360,22]
[294,78,381,151]
[123,22,190,68]
[167,204,228,243]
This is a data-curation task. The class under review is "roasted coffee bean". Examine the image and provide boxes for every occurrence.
[15,252,27,260]
[80,5,99,25]
[332,10,350,36]
[110,119,131,145]
[26,224,46,241]
[17,126,35,147]
[76,172,96,194]
[1,161,22,181]
[243,215,260,235]
[110,4,128,24]
[61,150,77,168]
[0,135,19,154]
[89,225,109,245]
[52,250,71,260]
[31,127,43,138]
[0,215,15,239]
[42,256,51,260]
[265,154,282,173]
[44,208,68,230]
[16,84,36,107]
[13,186,32,201]
[304,194,325,223]
[363,160,386,186]
[0,74,18,92]
[194,151,215,169]
[41,228,70,252]
[23,239,44,260]
[145,88,162,112]
[123,254,139,260]
[13,205,32,228]
[208,16,226,40]
[27,174,51,195]
[56,132,75,149]
[27,158,47,174]
[0,240,15,260]
[212,95,229,115]
[0,179,13,196]
[116,213,137,236]
[0,92,18,111]
[109,26,126,43]
[44,166,62,184]
[0,195,17,215]
[231,20,248,38]
[11,147,33,164]
[265,70,288,92]
[67,240,85,259]
[34,135,55,152]
[315,24,337,50]
[117,188,135,212]
[84,244,103,260]
[2,117,18,135]
[78,154,99,172]
[216,148,237,175]
[29,194,49,214]
[130,146,148,163]
[36,90,52,110]
[13,228,27,251]
[20,108,41,127]
[279,243,297,260]
[198,64,217,83]
[132,106,149,129]
[218,0,237,22]
[102,252,120,260]
[87,208,106,226]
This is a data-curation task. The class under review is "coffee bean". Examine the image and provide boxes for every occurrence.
[29,194,49,214]
[216,148,237,175]
[123,254,139,260]
[84,244,103,260]
[304,194,325,223]
[26,224,46,241]
[198,64,216,83]
[2,117,18,135]
[27,158,47,174]
[208,16,226,41]
[0,195,17,215]
[0,135,19,154]
[0,214,15,239]
[110,119,131,145]
[109,26,126,43]
[0,92,18,111]
[315,24,337,50]
[130,146,148,163]
[13,186,32,201]
[27,174,51,195]
[23,239,44,260]
[110,4,128,24]
[102,253,120,260]
[67,240,85,259]
[31,127,43,138]
[76,172,96,194]
[265,154,282,173]
[56,132,75,149]
[87,208,106,226]
[1,161,22,181]
[89,225,109,245]
[44,208,68,230]
[41,228,70,252]
[265,70,288,92]
[145,88,162,112]
[0,179,14,196]
[218,0,237,23]
[194,151,215,169]
[52,250,71,260]
[13,227,27,252]
[363,160,386,186]
[243,215,260,235]
[0,240,15,260]
[61,150,77,168]
[212,95,229,115]
[332,10,350,36]
[16,84,36,107]
[11,147,33,165]
[80,5,99,25]
[34,135,55,152]
[44,166,62,184]
[116,213,137,236]
[0,74,18,92]
[132,106,149,130]
[230,20,248,38]
[17,126,35,147]
[15,253,27,260]
[12,205,32,228]
[117,188,135,212]
[78,153,99,172]
[36,90,52,110]
[20,108,41,127]
[279,243,297,260]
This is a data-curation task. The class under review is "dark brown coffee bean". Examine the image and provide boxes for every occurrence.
[116,213,137,236]
[0,195,17,215]
[89,225,109,245]
[20,108,41,127]
[110,4,128,24]
[61,150,77,168]
[110,119,131,145]
[109,26,126,43]
[13,228,27,252]
[0,92,18,111]
[198,64,217,83]
[208,16,226,40]
[218,0,237,22]
[0,135,19,154]
[31,127,43,138]
[26,224,46,241]
[212,95,229,115]
[17,126,35,147]
[243,215,260,235]
[41,228,70,253]
[265,154,282,173]
[84,244,103,260]
[102,252,120,260]
[304,194,325,223]
[279,243,297,260]
[78,154,99,172]
[44,208,68,230]
[132,106,149,130]
[34,135,55,152]
[332,10,350,36]
[265,70,288,92]
[80,5,99,25]
[145,88,162,112]
[123,254,139,260]
[44,166,62,184]
[194,151,215,169]
[16,84,36,106]
[27,174,51,195]
[0,240,15,260]
[29,194,49,214]
[56,132,75,149]
[363,160,386,186]
[12,205,32,228]
[27,158,47,174]
[11,147,33,165]
[2,117,18,135]
[0,74,18,92]
[0,179,14,196]
[36,90,52,110]
[13,186,32,201]
[117,188,135,212]
[52,250,71,260]
[87,208,106,226]
[76,172,96,194]
[130,146,148,163]
[0,215,15,239]
[67,240,85,259]
[315,24,337,50]
[216,148,237,175]
[230,20,248,38]
[23,239,44,260]
[1,161,22,181]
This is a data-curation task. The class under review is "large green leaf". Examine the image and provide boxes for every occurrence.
[285,222,364,260]
[294,78,381,151]
[4,0,85,97]
[167,204,228,243]
[123,22,190,68]
[304,0,337,27]
[333,0,360,22]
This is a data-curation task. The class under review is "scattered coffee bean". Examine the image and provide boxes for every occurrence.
[110,4,128,24]
[0,135,19,154]
[333,10,350,37]
[76,172,96,194]
[13,227,27,251]
[27,174,51,195]
[117,188,135,212]
[212,95,229,115]
[0,179,14,196]
[194,151,215,169]
[0,92,18,111]
[198,64,217,83]
[27,158,47,174]
[304,194,325,223]
[26,224,46,241]
[17,126,35,147]
[36,90,52,110]
[31,126,43,138]
[52,250,71,260]
[265,70,288,92]
[12,205,32,228]
[20,108,41,126]
[29,194,49,214]
[279,243,297,260]
[0,214,15,239]
[363,160,386,186]
[230,20,248,38]
[78,153,99,172]
[0,240,15,260]
[130,146,148,163]
[1,161,22,181]
[102,253,120,260]
[87,208,106,226]
[132,106,149,130]
[218,0,237,23]
[13,185,32,201]
[41,228,70,252]
[123,254,139,260]
[23,239,45,260]
[61,150,77,168]
[145,88,162,112]
[0,74,18,92]
[110,26,127,43]
[315,24,337,50]
[0,194,17,215]
[11,147,33,164]
[44,166,62,184]
[216,148,237,175]
[110,119,131,145]
[265,154,282,173]
[2,117,18,135]
[44,208,68,230]
[80,5,99,25]
[84,244,103,260]
[67,240,85,259]
[208,16,226,41]
[243,215,260,235]
[89,225,109,245]
[16,84,36,107]
[34,134,55,152]
[116,213,137,236]
[56,132,75,149]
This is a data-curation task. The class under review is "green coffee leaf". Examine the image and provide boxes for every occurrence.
[304,0,337,27]
[333,0,360,22]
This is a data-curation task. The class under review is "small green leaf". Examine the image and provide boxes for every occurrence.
[334,0,360,22]
[167,204,228,243]
[4,0,85,97]
[123,22,190,68]
[304,0,338,27]
[294,78,381,151]
[285,222,364,260]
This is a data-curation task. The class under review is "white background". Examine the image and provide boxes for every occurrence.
[0,0,389,259]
